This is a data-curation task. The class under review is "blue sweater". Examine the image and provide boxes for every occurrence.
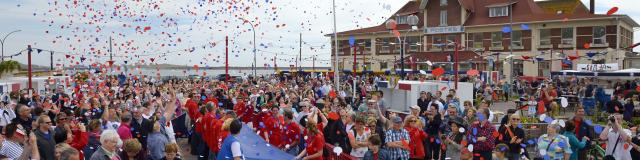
[563,132,587,160]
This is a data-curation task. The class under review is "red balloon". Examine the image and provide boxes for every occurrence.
[432,68,445,77]
[607,7,619,16]
[584,43,591,49]
[466,69,479,76]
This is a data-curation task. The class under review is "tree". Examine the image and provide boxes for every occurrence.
[0,60,20,78]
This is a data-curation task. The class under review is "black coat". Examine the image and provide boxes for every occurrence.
[35,129,56,160]
[131,117,153,149]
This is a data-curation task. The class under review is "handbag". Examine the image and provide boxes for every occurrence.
[603,134,621,160]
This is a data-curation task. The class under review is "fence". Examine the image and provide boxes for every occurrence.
[324,144,357,160]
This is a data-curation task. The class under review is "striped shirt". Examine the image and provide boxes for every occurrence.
[385,128,410,160]
[0,140,23,159]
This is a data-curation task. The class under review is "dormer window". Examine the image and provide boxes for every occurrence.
[489,6,509,17]
[396,15,408,24]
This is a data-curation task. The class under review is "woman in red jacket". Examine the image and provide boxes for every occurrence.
[404,115,427,160]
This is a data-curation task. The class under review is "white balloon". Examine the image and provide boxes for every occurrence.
[559,120,566,128]
[560,97,568,108]
[334,146,343,156]
[467,144,474,152]
[540,149,547,156]
[539,114,547,122]
[459,128,465,133]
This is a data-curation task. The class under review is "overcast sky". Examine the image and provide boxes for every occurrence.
[0,0,637,68]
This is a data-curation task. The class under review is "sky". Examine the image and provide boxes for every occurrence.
[0,0,638,68]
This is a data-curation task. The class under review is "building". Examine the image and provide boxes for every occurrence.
[328,0,638,80]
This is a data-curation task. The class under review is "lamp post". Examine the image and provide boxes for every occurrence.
[239,18,257,76]
[0,30,22,62]
[385,15,419,80]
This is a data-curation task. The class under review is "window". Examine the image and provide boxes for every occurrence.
[380,62,388,70]
[593,26,606,45]
[407,37,421,52]
[440,10,447,26]
[511,31,522,48]
[381,45,390,53]
[489,6,509,17]
[472,33,483,49]
[440,0,447,6]
[540,29,551,46]
[446,35,456,50]
[561,28,573,45]
[432,36,443,50]
[396,16,407,24]
[491,32,502,47]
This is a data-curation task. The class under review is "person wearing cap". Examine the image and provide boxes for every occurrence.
[409,105,425,125]
[0,123,40,160]
[384,116,410,160]
[497,114,526,160]
[444,118,466,160]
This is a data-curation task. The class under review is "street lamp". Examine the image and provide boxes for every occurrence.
[239,18,257,77]
[0,30,22,62]
[385,15,419,80]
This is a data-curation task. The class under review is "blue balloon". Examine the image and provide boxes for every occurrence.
[502,26,512,33]
[348,36,355,46]
[472,128,478,135]
[594,125,604,134]
[476,113,485,121]
[558,141,566,148]
[528,139,535,145]
[585,119,593,126]
[435,139,441,144]
[544,117,554,123]
[517,124,523,128]
[520,143,527,148]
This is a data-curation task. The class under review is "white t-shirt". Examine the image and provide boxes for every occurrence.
[605,128,632,160]
[348,129,371,158]
[231,141,243,158]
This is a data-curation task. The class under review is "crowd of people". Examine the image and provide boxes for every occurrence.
[0,71,640,160]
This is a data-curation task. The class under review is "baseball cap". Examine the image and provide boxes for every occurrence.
[392,116,403,124]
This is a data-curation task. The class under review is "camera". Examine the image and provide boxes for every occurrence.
[609,116,616,123]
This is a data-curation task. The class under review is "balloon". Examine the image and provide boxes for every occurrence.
[348,36,355,46]
[502,26,512,33]
[392,30,401,37]
[584,43,591,49]
[607,7,619,15]
[432,68,445,77]
[466,69,479,76]
[560,97,568,108]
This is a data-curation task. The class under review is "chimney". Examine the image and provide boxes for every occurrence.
[590,0,595,14]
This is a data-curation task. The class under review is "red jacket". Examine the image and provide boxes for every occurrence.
[214,119,227,152]
[185,99,199,121]
[70,130,89,160]
[405,126,427,158]
[202,113,216,150]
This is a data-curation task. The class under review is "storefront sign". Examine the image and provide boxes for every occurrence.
[577,63,619,71]
[424,26,464,34]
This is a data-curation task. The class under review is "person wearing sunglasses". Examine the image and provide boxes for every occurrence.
[496,114,526,160]
[34,115,56,160]
[0,123,39,160]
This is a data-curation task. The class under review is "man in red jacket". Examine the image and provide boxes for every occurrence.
[264,105,283,148]
[234,96,251,123]
[185,93,200,121]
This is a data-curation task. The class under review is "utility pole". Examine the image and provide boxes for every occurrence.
[226,36,229,82]
[27,45,33,98]
[332,0,340,90]
[50,51,54,71]
[299,33,302,71]
[509,0,514,83]
[109,37,113,61]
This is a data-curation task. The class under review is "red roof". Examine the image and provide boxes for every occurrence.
[408,51,483,63]
[462,0,618,26]
[333,0,423,36]
[333,0,637,36]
